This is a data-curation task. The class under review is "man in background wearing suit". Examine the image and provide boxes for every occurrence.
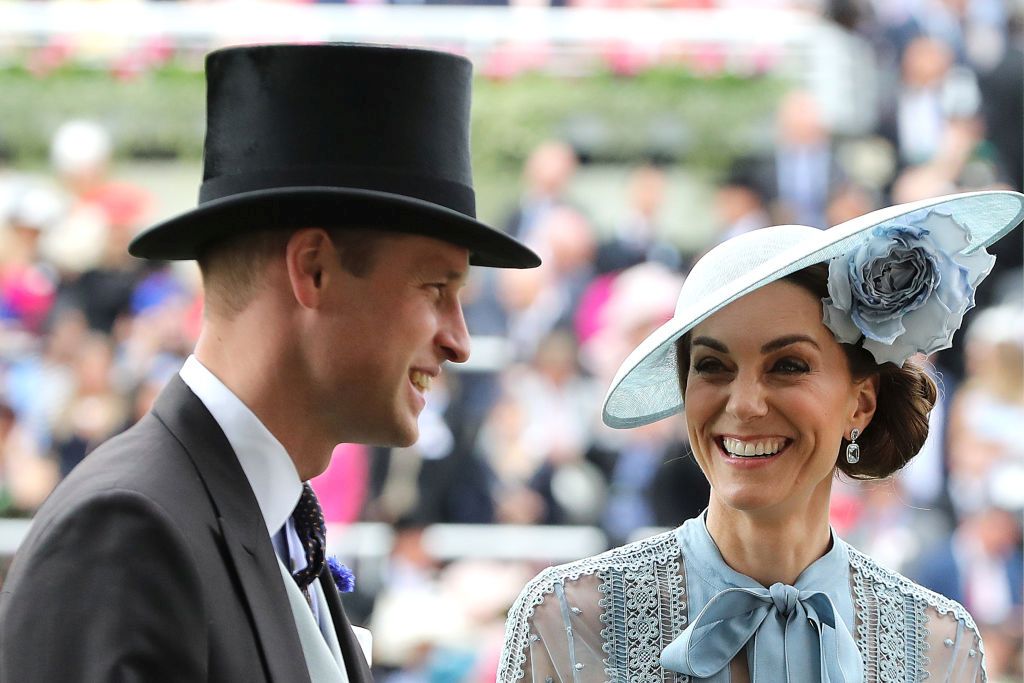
[0,43,539,682]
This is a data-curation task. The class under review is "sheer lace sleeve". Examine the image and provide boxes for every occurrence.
[922,603,986,682]
[499,570,609,683]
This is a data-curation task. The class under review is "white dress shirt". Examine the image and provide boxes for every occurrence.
[178,356,332,632]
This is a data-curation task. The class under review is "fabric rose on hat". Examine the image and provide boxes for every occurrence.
[822,209,995,366]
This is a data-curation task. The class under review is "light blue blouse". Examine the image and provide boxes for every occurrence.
[500,514,987,682]
[663,515,861,681]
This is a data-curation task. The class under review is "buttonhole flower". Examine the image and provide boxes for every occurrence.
[327,556,355,593]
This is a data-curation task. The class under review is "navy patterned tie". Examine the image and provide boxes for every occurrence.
[290,483,327,599]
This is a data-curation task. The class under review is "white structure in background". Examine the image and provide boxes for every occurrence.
[1,3,877,134]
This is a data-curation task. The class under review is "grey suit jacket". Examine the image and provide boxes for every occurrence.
[0,377,373,682]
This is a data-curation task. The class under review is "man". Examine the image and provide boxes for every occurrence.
[0,44,539,682]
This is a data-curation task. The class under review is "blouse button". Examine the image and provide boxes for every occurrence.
[529,634,540,643]
[969,649,977,658]
[944,639,954,648]
[571,607,582,615]
[574,663,585,671]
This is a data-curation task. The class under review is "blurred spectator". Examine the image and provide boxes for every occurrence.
[711,156,772,243]
[878,36,982,172]
[369,521,466,682]
[498,206,595,359]
[479,329,602,525]
[579,262,681,384]
[911,502,1023,682]
[503,140,578,243]
[945,304,1024,517]
[976,26,1023,190]
[835,477,950,575]
[3,309,86,454]
[367,374,495,525]
[50,333,128,477]
[0,185,62,334]
[580,263,708,543]
[0,401,58,517]
[767,89,845,228]
[824,181,878,225]
[592,416,705,546]
[595,164,683,274]
[45,120,153,334]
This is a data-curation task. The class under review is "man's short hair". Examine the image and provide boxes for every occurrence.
[197,227,383,319]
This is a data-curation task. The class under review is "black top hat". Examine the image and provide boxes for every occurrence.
[128,43,540,269]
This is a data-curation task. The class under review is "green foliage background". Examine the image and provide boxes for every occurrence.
[0,65,784,236]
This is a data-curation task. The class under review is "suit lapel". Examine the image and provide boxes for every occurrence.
[320,571,373,683]
[152,378,311,683]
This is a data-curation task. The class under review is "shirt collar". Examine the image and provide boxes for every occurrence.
[678,510,854,624]
[179,355,302,537]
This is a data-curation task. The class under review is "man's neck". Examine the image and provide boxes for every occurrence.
[194,322,333,481]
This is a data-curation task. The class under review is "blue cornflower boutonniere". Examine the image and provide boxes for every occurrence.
[327,556,356,593]
[822,208,995,366]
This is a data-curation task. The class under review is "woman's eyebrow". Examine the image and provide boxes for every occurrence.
[761,335,820,354]
[691,336,728,353]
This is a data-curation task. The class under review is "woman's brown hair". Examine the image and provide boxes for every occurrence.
[675,262,938,479]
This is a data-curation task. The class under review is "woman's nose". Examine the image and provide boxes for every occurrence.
[725,373,769,420]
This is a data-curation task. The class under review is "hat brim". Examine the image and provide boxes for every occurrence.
[128,186,541,269]
[602,190,1024,429]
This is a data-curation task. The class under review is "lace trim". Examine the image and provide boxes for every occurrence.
[849,545,985,682]
[500,533,985,683]
[498,529,686,682]
[598,530,688,683]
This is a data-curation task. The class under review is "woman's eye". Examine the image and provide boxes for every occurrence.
[773,358,809,374]
[693,358,727,374]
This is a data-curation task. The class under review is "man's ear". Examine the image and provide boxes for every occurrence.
[284,228,333,309]
[851,373,879,433]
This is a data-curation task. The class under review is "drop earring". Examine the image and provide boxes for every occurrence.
[846,428,861,464]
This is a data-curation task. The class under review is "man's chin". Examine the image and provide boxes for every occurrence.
[367,421,419,449]
[391,428,419,449]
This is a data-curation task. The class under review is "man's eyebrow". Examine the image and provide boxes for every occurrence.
[761,335,820,354]
[691,336,728,353]
[443,269,469,286]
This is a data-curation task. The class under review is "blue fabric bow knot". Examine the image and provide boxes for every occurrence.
[661,583,863,682]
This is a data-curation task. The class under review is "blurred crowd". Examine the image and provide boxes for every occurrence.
[1,1,1023,681]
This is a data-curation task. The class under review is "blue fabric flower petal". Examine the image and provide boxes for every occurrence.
[327,556,355,593]
[823,210,992,366]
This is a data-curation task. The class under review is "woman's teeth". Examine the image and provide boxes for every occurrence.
[411,371,432,392]
[721,437,785,458]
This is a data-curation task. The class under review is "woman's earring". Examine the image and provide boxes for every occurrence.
[846,428,861,464]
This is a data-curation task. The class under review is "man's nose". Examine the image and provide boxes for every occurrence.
[439,303,471,364]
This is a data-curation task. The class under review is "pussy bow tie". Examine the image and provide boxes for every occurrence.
[660,583,864,683]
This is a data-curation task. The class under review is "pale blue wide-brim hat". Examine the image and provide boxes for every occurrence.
[602,190,1024,430]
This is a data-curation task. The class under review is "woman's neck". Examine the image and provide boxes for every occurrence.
[704,492,832,587]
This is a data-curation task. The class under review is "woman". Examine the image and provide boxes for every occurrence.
[498,191,1024,683]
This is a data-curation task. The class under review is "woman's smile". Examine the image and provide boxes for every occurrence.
[683,281,874,513]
